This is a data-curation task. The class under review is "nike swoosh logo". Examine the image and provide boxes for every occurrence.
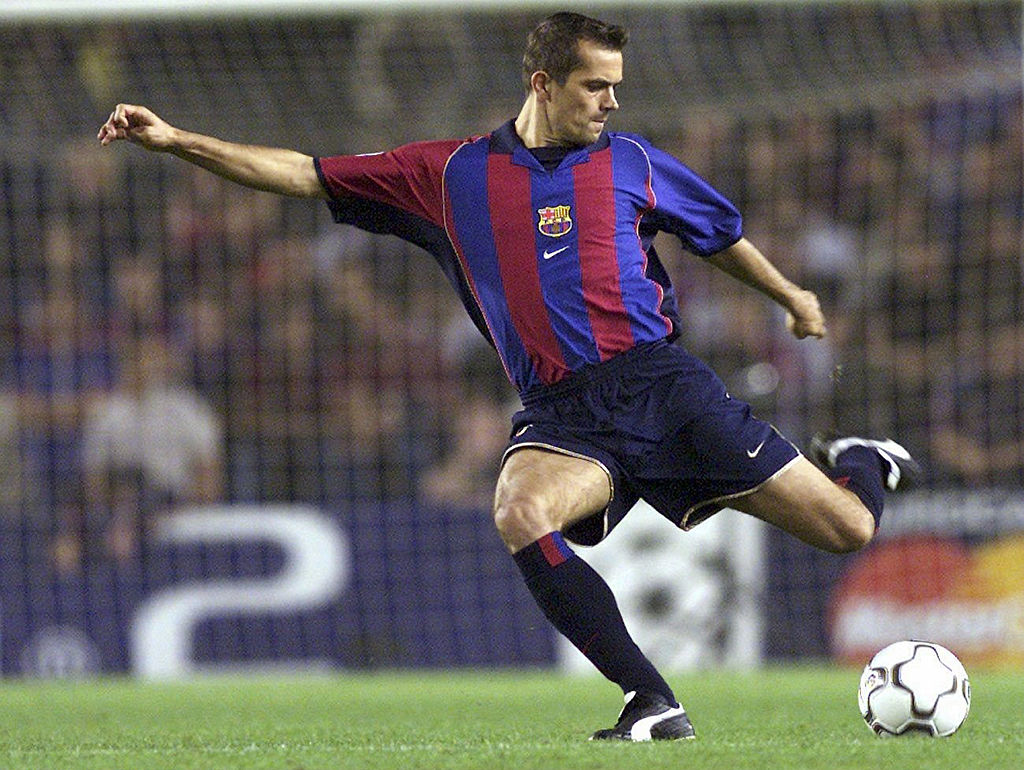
[747,441,765,458]
[543,246,570,260]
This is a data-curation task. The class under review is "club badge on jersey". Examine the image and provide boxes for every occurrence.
[537,205,573,237]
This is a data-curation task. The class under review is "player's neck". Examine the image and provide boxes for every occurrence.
[515,99,564,149]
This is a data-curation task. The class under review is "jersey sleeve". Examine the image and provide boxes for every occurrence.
[315,139,466,230]
[638,139,743,258]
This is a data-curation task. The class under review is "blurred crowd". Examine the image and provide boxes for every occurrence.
[0,150,519,573]
[665,92,1023,488]
[0,8,1021,575]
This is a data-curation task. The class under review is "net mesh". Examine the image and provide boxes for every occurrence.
[0,2,1020,672]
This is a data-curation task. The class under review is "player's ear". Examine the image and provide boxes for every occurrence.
[529,71,552,101]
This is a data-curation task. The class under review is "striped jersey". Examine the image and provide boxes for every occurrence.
[315,119,742,394]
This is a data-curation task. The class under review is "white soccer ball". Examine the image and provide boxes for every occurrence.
[858,640,971,737]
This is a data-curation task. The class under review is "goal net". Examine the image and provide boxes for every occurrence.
[0,1,1019,675]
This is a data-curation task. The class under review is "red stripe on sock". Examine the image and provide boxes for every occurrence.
[538,533,568,567]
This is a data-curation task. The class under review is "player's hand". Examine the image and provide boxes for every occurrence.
[97,104,176,151]
[784,290,826,339]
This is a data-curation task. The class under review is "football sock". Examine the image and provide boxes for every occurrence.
[512,531,677,705]
[827,446,885,526]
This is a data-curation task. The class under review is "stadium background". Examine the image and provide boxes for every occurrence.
[0,0,1021,677]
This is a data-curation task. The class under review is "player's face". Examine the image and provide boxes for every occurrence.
[544,41,622,146]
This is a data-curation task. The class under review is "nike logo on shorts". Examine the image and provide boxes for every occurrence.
[747,441,765,458]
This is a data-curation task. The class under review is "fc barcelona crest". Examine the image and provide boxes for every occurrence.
[537,205,573,238]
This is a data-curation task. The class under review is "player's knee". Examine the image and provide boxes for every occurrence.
[492,496,552,552]
[828,509,876,553]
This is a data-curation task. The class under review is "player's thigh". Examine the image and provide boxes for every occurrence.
[493,447,613,551]
[731,455,875,553]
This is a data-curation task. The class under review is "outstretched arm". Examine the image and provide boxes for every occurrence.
[708,237,826,340]
[97,103,326,199]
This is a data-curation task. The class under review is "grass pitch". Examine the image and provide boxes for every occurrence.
[0,666,1021,769]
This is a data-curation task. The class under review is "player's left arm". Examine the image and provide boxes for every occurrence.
[708,237,826,340]
[636,139,824,339]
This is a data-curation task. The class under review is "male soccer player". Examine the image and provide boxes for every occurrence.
[98,11,917,741]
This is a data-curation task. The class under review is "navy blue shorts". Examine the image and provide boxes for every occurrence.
[504,340,800,546]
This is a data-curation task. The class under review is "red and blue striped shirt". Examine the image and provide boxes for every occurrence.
[315,120,741,394]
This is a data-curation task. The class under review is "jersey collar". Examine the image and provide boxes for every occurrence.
[490,119,610,171]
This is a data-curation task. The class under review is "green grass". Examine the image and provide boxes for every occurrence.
[0,667,1021,769]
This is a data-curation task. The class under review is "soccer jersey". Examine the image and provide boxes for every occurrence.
[315,119,742,393]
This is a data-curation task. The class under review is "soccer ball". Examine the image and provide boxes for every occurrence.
[858,640,971,737]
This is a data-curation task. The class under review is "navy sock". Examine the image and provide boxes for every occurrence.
[827,446,886,527]
[512,531,676,704]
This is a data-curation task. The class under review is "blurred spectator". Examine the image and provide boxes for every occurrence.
[928,323,1024,486]
[2,284,116,569]
[164,166,282,293]
[314,228,451,504]
[224,233,331,503]
[177,287,234,412]
[78,332,223,567]
[0,392,24,516]
[420,330,516,511]
[109,250,170,337]
[36,214,106,306]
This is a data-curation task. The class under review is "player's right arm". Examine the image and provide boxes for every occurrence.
[97,104,326,199]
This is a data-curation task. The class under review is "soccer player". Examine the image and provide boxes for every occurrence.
[98,11,917,741]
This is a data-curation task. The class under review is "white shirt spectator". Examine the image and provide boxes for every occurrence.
[81,385,221,499]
